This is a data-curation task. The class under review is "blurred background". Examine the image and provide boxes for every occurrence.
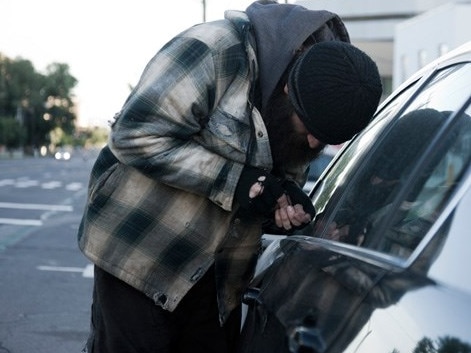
[1,0,470,158]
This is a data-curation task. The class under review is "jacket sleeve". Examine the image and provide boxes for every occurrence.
[108,33,244,211]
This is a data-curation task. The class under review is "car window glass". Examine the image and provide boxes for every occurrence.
[364,109,471,258]
[309,63,471,261]
[309,89,408,210]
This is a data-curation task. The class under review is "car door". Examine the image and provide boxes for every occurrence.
[239,57,471,353]
[309,60,471,353]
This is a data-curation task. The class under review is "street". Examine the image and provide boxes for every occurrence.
[0,151,97,353]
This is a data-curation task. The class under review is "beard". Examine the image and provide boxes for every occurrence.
[263,91,326,177]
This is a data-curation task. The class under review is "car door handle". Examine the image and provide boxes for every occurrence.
[288,321,326,353]
[242,287,261,305]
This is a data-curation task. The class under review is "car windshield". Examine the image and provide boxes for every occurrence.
[307,62,471,261]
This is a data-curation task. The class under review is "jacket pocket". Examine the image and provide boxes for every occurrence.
[88,162,120,205]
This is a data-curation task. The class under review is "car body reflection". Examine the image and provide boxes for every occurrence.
[238,42,471,353]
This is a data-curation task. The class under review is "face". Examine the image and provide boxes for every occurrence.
[263,87,325,176]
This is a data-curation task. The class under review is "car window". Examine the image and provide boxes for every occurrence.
[309,63,471,261]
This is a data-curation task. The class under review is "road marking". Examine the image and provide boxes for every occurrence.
[41,181,63,189]
[82,264,94,278]
[66,182,83,191]
[0,179,84,191]
[0,202,73,212]
[0,218,43,226]
[37,263,94,278]
[37,265,84,272]
[15,180,40,188]
[0,179,15,186]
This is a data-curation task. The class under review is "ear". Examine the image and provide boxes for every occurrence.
[283,84,289,95]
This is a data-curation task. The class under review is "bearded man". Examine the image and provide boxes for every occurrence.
[77,2,382,352]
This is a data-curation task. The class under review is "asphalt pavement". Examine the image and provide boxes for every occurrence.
[0,152,97,353]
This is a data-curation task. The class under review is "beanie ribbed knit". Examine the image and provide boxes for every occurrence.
[287,41,382,145]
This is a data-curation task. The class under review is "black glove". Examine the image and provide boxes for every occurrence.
[282,180,316,218]
[235,166,285,216]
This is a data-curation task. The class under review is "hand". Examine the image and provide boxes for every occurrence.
[274,181,316,231]
[234,167,285,216]
[283,180,316,217]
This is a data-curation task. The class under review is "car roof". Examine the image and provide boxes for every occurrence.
[376,41,471,116]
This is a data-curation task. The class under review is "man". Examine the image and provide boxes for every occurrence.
[78,1,382,352]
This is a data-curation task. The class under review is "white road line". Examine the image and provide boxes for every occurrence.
[41,181,63,189]
[82,264,94,278]
[66,182,83,191]
[15,180,40,188]
[0,179,84,191]
[0,202,73,212]
[37,265,84,272]
[37,264,95,278]
[0,218,43,226]
[0,179,15,186]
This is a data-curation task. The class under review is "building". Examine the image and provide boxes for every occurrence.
[296,0,471,95]
[394,2,471,88]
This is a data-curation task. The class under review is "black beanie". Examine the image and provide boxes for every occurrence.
[287,41,382,145]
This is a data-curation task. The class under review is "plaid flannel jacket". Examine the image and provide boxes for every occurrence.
[78,11,276,324]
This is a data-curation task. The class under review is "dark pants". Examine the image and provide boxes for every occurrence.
[84,265,241,353]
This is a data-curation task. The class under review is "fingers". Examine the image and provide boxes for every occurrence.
[274,202,312,230]
[293,204,312,224]
[274,194,291,229]
[276,193,291,208]
[275,205,293,229]
[248,181,264,198]
[236,169,316,227]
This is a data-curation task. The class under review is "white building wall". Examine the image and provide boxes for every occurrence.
[295,0,471,96]
[345,19,398,41]
[394,3,471,88]
[296,0,451,17]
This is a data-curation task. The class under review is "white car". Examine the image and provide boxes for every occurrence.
[239,41,471,353]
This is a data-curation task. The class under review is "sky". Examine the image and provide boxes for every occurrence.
[1,0,292,127]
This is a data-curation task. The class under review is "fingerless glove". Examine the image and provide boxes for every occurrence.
[283,180,316,218]
[235,167,284,216]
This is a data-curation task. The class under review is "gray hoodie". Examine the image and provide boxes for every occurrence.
[245,0,350,110]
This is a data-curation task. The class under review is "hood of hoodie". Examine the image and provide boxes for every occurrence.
[245,1,350,110]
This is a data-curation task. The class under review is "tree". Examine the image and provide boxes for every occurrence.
[0,53,77,154]
[414,337,436,353]
[412,336,471,353]
[0,117,25,151]
[43,62,77,135]
[437,336,471,353]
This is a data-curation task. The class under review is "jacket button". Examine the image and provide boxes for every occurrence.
[257,131,264,138]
